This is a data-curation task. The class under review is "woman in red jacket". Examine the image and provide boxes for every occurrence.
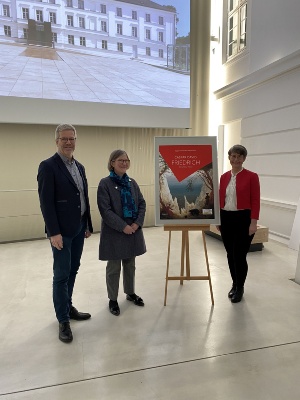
[219,145,260,303]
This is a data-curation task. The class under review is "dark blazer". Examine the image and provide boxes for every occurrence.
[37,153,93,237]
[97,176,146,261]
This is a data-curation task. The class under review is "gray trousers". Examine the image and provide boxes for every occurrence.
[106,257,135,301]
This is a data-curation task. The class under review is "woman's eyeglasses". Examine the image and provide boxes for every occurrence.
[114,159,130,164]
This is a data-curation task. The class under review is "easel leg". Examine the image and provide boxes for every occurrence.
[186,231,190,279]
[180,231,186,285]
[202,231,214,305]
[164,231,172,306]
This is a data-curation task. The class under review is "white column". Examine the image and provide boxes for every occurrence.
[190,0,211,136]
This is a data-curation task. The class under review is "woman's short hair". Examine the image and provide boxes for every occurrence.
[55,124,77,140]
[107,149,128,171]
[228,144,247,157]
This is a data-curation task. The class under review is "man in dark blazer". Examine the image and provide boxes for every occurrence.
[37,124,93,343]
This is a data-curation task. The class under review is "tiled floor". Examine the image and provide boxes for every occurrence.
[0,43,189,107]
[0,227,300,399]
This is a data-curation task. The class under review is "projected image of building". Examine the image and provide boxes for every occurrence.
[0,0,177,60]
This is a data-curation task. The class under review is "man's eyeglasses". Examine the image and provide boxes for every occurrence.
[58,137,76,143]
[114,159,130,164]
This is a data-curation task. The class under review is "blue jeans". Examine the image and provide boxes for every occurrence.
[51,220,86,323]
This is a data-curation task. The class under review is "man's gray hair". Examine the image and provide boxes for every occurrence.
[55,124,77,140]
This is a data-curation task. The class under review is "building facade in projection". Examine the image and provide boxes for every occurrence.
[0,0,176,59]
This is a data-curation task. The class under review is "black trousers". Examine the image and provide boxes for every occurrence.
[220,209,254,289]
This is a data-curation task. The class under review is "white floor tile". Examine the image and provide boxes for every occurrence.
[0,227,300,399]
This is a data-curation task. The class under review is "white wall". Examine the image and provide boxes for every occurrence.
[213,0,300,244]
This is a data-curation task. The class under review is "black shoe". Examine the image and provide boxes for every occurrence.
[228,285,236,299]
[126,293,144,306]
[109,300,120,316]
[59,322,73,343]
[69,306,91,321]
[231,288,244,303]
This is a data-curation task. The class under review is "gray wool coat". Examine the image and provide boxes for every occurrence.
[97,176,147,261]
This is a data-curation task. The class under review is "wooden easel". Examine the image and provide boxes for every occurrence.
[163,224,214,306]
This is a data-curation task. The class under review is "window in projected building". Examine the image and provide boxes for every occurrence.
[22,7,29,19]
[50,12,56,24]
[227,0,247,59]
[3,5,10,17]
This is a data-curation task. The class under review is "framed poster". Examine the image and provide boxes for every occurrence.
[155,136,220,225]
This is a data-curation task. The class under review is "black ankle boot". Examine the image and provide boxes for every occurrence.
[231,287,244,303]
[228,285,236,299]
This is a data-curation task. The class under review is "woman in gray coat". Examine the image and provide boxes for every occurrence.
[97,149,147,316]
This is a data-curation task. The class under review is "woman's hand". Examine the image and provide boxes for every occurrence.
[249,219,258,236]
[123,225,135,235]
[131,223,139,232]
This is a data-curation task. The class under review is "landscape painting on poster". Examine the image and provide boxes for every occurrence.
[154,136,220,225]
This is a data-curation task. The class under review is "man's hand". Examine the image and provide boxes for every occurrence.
[50,234,63,250]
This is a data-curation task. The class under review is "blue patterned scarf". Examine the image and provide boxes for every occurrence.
[109,171,137,219]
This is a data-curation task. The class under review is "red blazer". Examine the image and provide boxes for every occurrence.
[219,168,260,220]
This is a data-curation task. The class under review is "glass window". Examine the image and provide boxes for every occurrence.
[101,21,107,32]
[240,3,247,50]
[67,15,73,26]
[159,16,164,25]
[23,28,28,39]
[146,29,150,40]
[49,12,56,24]
[228,0,238,12]
[22,8,29,19]
[158,32,163,42]
[68,35,74,44]
[117,23,122,35]
[4,25,11,37]
[100,4,106,14]
[159,49,163,58]
[80,36,86,46]
[145,13,150,23]
[52,32,57,42]
[79,17,85,28]
[3,5,10,17]
[146,47,151,56]
[78,0,84,10]
[227,0,247,59]
[36,10,43,22]
[116,7,122,17]
[132,11,137,20]
[132,27,137,37]
[117,42,123,52]
[67,0,73,7]
[102,39,107,49]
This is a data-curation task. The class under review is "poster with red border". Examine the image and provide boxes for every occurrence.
[155,136,220,225]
